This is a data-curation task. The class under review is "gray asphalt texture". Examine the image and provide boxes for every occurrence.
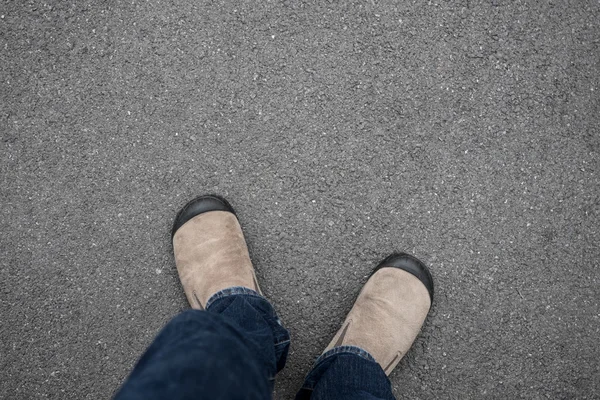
[2,1,599,399]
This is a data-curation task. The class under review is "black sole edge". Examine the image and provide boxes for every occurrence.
[372,252,435,303]
[171,194,236,238]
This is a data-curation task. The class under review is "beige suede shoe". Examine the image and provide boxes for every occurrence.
[171,195,261,310]
[323,253,434,375]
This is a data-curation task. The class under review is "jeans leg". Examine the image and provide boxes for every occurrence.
[114,287,290,400]
[295,346,396,400]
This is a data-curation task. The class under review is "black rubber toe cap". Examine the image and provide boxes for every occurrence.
[171,195,236,238]
[373,253,434,302]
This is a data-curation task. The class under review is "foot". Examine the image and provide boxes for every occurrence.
[323,253,434,375]
[172,195,261,309]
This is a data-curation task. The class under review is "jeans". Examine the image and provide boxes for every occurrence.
[114,287,395,400]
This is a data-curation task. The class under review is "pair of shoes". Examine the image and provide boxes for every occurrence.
[172,195,434,375]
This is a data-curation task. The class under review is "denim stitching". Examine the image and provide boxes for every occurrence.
[204,286,263,310]
[300,345,378,390]
[315,345,377,365]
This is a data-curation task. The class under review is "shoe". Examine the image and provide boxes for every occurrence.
[172,195,261,309]
[323,253,434,375]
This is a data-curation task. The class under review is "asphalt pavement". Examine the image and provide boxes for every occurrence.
[1,1,599,399]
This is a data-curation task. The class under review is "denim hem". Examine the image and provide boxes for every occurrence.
[314,345,377,366]
[298,345,380,392]
[205,286,264,310]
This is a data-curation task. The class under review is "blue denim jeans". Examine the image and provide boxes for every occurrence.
[114,287,395,400]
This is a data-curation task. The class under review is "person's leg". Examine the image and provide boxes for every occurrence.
[114,195,290,400]
[115,290,289,400]
[296,253,434,400]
